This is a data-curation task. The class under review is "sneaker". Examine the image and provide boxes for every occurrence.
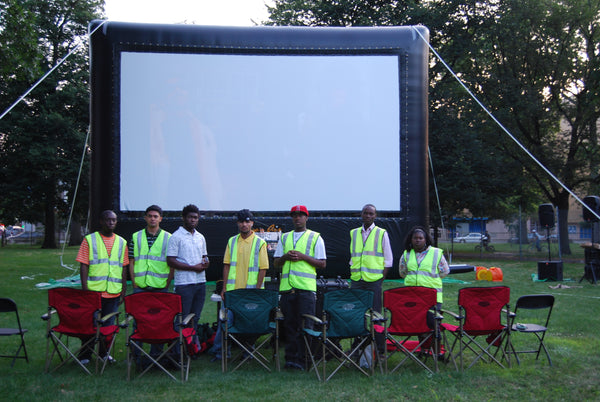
[80,358,90,365]
[284,361,304,371]
[103,355,116,364]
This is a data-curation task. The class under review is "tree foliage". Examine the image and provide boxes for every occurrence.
[0,0,104,247]
[265,0,600,253]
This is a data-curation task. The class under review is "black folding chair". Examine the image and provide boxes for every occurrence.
[0,298,29,367]
[509,294,554,366]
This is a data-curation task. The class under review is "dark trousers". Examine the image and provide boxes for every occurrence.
[280,290,316,366]
[80,296,120,360]
[175,282,206,330]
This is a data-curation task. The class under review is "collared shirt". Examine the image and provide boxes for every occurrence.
[348,223,393,268]
[223,232,269,289]
[167,226,207,286]
[399,246,450,278]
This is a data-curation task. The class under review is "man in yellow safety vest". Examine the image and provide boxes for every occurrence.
[274,205,326,370]
[210,209,269,361]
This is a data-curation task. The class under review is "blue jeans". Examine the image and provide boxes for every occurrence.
[210,309,232,359]
[175,282,206,330]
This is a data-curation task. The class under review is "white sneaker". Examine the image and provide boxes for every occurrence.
[103,355,116,364]
[80,358,90,365]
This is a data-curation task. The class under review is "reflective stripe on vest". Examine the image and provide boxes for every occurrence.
[133,229,171,288]
[350,226,385,282]
[403,247,444,303]
[226,234,265,291]
[86,232,125,294]
[280,230,319,292]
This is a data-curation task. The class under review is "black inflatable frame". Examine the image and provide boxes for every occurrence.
[88,21,430,279]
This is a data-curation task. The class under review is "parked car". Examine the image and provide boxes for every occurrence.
[455,233,484,243]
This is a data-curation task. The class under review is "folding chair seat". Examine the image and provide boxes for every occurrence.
[0,298,29,367]
[382,286,442,374]
[43,288,120,375]
[509,294,554,366]
[302,288,376,382]
[124,292,194,382]
[441,286,513,370]
[221,288,281,373]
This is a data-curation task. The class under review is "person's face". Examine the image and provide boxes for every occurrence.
[100,212,117,234]
[237,219,254,236]
[145,210,162,230]
[183,212,199,232]
[291,212,308,231]
[361,206,376,228]
[411,231,427,251]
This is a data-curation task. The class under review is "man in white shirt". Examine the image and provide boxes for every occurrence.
[167,204,209,329]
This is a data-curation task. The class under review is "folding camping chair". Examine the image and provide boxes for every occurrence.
[442,286,513,370]
[382,286,442,374]
[221,288,281,373]
[302,288,376,382]
[43,288,120,375]
[124,292,194,382]
[0,298,29,367]
[509,294,554,366]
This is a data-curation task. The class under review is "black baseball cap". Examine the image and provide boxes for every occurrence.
[237,209,254,222]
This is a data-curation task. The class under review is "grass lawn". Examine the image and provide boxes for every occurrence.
[0,244,599,401]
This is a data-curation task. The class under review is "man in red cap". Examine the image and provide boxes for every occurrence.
[274,205,326,370]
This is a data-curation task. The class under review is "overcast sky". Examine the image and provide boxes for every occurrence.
[103,0,274,26]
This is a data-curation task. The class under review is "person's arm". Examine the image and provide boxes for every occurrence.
[438,255,450,278]
[121,264,128,301]
[257,269,267,289]
[221,263,230,299]
[398,252,408,278]
[128,257,137,289]
[80,263,89,291]
[167,256,207,273]
[382,231,393,280]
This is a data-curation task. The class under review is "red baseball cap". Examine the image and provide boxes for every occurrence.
[290,205,309,216]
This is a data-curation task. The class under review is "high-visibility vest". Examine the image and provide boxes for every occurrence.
[132,229,171,289]
[402,247,444,303]
[350,226,386,282]
[86,232,126,294]
[225,233,266,291]
[279,230,320,292]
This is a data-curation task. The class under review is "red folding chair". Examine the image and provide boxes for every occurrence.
[442,286,513,370]
[382,286,442,374]
[43,288,120,375]
[124,292,194,382]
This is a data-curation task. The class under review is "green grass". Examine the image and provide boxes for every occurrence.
[0,244,599,401]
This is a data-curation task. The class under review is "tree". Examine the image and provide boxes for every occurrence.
[0,0,103,248]
[266,1,600,254]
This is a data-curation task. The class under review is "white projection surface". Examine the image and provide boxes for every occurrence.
[120,52,400,212]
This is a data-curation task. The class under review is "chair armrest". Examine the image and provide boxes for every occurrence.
[120,314,134,328]
[371,310,387,324]
[182,313,195,326]
[98,311,120,325]
[302,314,323,326]
[41,308,57,321]
[441,309,462,320]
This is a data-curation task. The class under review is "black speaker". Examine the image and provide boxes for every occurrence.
[538,204,555,228]
[583,195,600,222]
[538,261,563,281]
